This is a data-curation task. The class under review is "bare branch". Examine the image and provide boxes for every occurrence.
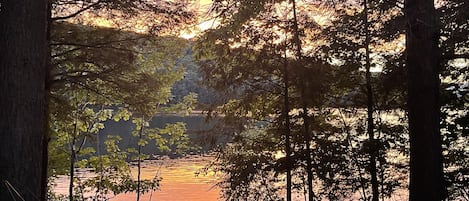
[52,0,102,21]
[51,35,153,57]
[442,53,469,60]
[51,35,150,47]
[52,47,82,58]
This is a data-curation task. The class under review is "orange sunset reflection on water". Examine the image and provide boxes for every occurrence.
[110,156,220,201]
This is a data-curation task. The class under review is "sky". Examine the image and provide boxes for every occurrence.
[179,0,217,39]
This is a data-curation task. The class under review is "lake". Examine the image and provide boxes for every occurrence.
[53,155,221,201]
[111,155,220,201]
[52,111,410,200]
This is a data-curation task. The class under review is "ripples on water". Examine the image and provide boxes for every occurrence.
[53,154,410,201]
[53,155,220,201]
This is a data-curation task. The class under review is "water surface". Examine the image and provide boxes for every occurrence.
[53,155,220,201]
[111,156,220,201]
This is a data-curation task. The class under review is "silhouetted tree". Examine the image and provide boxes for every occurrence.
[405,0,446,200]
[0,0,49,200]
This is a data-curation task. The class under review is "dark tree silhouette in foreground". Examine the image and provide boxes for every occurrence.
[0,0,49,200]
[405,0,446,200]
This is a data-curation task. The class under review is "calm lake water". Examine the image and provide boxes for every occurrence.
[53,114,227,200]
[53,155,220,201]
[52,111,411,200]
[53,154,410,201]
[112,156,220,201]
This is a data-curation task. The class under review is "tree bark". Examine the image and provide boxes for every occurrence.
[69,150,76,201]
[0,0,49,200]
[290,0,315,199]
[283,53,292,201]
[301,90,315,201]
[405,0,446,200]
[137,117,145,201]
[363,0,379,200]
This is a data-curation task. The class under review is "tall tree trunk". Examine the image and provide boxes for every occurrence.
[137,117,145,201]
[283,52,292,201]
[363,0,379,200]
[0,0,49,200]
[69,109,79,201]
[405,0,445,200]
[69,150,76,201]
[290,0,315,199]
[301,88,315,201]
[43,2,52,200]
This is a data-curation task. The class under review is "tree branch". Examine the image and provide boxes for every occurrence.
[68,79,114,101]
[51,35,150,47]
[51,35,152,57]
[52,47,82,58]
[442,53,469,60]
[51,65,117,86]
[52,0,102,21]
